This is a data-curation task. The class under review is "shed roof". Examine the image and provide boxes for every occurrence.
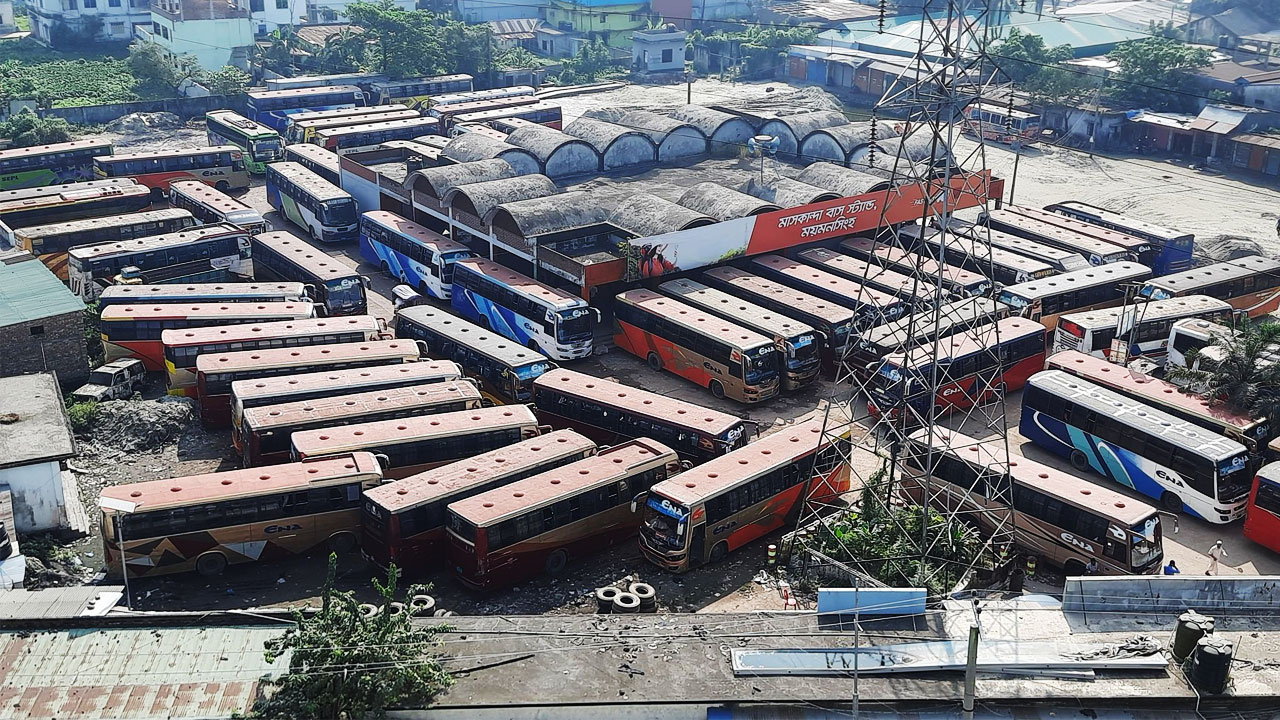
[801,121,894,155]
[487,190,611,236]
[506,125,595,161]
[0,373,76,469]
[0,254,86,326]
[763,110,849,139]
[608,192,716,236]
[874,132,952,166]
[563,116,656,153]
[741,177,839,208]
[445,174,558,220]
[796,162,895,195]
[677,182,781,220]
[409,159,515,200]
[668,105,757,135]
[617,110,706,143]
[441,133,530,164]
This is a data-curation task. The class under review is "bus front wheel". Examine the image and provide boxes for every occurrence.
[328,531,358,554]
[1063,559,1086,577]
[196,551,228,577]
[544,548,568,574]
[1069,450,1090,472]
[647,353,662,371]
[709,541,728,564]
[215,180,231,192]
[709,380,726,400]
[1160,491,1183,513]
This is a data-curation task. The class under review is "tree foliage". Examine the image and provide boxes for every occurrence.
[344,1,492,80]
[127,40,200,94]
[1166,321,1280,423]
[991,28,1074,83]
[1106,37,1211,112]
[0,108,74,147]
[494,46,542,70]
[203,66,251,96]
[693,25,814,78]
[255,556,453,719]
[559,41,617,84]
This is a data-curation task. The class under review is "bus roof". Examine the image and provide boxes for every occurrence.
[1142,255,1280,293]
[651,420,830,506]
[99,452,382,514]
[284,143,341,165]
[430,96,538,115]
[0,138,112,161]
[101,301,313,322]
[885,317,1043,369]
[100,281,305,304]
[798,247,947,302]
[252,232,362,282]
[658,278,816,341]
[533,368,747,436]
[860,296,1007,350]
[371,74,473,90]
[292,109,420,130]
[457,258,585,310]
[897,225,1058,275]
[911,427,1155,526]
[616,289,776,353]
[313,116,440,139]
[448,438,676,527]
[430,86,533,106]
[956,223,1088,265]
[395,305,551,370]
[982,209,1131,260]
[14,208,193,239]
[1028,369,1249,462]
[163,314,380,348]
[1059,295,1231,329]
[1046,350,1263,432]
[0,178,135,202]
[170,180,259,214]
[68,223,246,262]
[840,237,989,289]
[1046,200,1189,242]
[362,211,471,254]
[702,266,855,326]
[244,381,480,431]
[1003,204,1151,253]
[969,102,1038,119]
[247,85,362,100]
[200,338,416,374]
[999,262,1151,301]
[266,162,350,202]
[451,102,560,122]
[286,105,410,124]
[95,145,241,163]
[231,357,454,399]
[364,429,596,513]
[291,404,538,456]
[206,110,277,136]
[1171,317,1232,342]
[749,254,902,310]
[0,184,151,214]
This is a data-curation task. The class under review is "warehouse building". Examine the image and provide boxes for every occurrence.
[0,252,88,388]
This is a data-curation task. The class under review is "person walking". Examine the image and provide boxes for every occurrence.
[1085,557,1100,575]
[1164,560,1180,575]
[1205,540,1228,575]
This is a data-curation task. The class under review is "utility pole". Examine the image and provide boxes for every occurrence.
[685,70,692,104]
[962,623,979,719]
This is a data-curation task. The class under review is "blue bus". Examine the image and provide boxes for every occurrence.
[1043,200,1193,275]
[450,258,597,362]
[358,210,475,299]
[244,85,365,131]
[1020,369,1252,524]
[265,162,358,243]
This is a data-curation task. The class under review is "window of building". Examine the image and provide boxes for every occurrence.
[84,0,97,8]
[153,20,160,33]
[111,21,125,33]
[250,0,263,10]
[661,48,672,63]
[29,325,44,336]
[66,0,78,10]
[161,25,169,38]
[109,0,120,7]
[275,0,288,9]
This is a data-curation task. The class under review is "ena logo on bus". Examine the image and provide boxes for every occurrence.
[1060,532,1095,554]
[199,169,228,177]
[265,523,302,534]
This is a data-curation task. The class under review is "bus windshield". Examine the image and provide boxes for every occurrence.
[1131,516,1162,568]
[643,497,689,551]
[325,277,365,308]
[1221,458,1253,504]
[252,136,283,158]
[322,198,359,226]
[556,308,594,343]
[744,346,776,385]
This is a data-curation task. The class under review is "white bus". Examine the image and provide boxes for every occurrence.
[168,180,266,234]
[1053,295,1235,365]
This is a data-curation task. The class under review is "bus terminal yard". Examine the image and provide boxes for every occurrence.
[4,82,1280,624]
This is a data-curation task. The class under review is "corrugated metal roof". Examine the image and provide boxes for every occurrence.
[1235,133,1280,150]
[0,255,85,325]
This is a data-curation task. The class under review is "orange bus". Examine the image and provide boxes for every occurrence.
[748,254,909,328]
[797,247,949,308]
[839,237,992,298]
[1138,255,1280,319]
[93,145,251,196]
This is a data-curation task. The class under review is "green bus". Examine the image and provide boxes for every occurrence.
[205,110,283,174]
[0,139,114,190]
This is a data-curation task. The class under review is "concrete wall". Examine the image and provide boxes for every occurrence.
[339,166,382,214]
[496,149,542,176]
[543,144,600,179]
[159,16,254,71]
[456,0,546,22]
[0,312,88,388]
[0,462,67,533]
[39,95,237,125]
[600,135,656,171]
[798,132,847,165]
[758,119,801,158]
[656,127,707,161]
[708,118,757,157]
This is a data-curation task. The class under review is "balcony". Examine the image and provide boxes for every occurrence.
[151,0,248,21]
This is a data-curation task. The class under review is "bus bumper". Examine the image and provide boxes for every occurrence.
[638,536,687,572]
[553,342,593,360]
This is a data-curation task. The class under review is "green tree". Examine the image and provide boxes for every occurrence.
[252,28,302,77]
[344,1,491,80]
[0,108,75,147]
[128,40,200,93]
[559,40,615,83]
[202,66,251,95]
[1166,321,1280,423]
[495,46,540,70]
[1022,66,1095,108]
[990,27,1074,83]
[313,26,368,74]
[255,556,453,718]
[1106,37,1211,112]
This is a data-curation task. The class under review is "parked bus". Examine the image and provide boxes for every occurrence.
[99,452,382,578]
[964,102,1041,145]
[168,180,266,234]
[427,86,533,108]
[290,404,542,479]
[283,143,341,185]
[979,209,1131,266]
[288,108,420,145]
[1244,463,1280,555]
[839,237,992,298]
[614,289,781,403]
[362,429,595,575]
[996,262,1153,331]
[1020,369,1252,522]
[797,247,949,308]
[369,74,473,106]
[99,281,307,308]
[449,103,563,133]
[848,296,1009,377]
[0,138,114,189]
[0,182,151,236]
[952,223,1090,273]
[1053,295,1234,363]
[205,110,283,174]
[658,278,821,390]
[101,301,315,370]
[451,258,597,361]
[67,223,252,302]
[313,117,441,155]
[1045,200,1193,274]
[393,304,554,404]
[748,254,908,328]
[163,314,385,395]
[996,204,1158,271]
[13,208,194,281]
[230,354,454,435]
[241,381,481,466]
[531,368,753,463]
[265,73,385,92]
[427,95,538,121]
[264,162,358,243]
[867,317,1045,422]
[93,146,250,195]
[1046,350,1272,456]
[701,266,855,374]
[896,224,1056,286]
[205,339,421,429]
[448,439,680,589]
[245,85,365,131]
[283,104,409,142]
[251,232,369,316]
[1138,255,1280,319]
[900,427,1167,576]
[640,420,850,572]
[359,210,476,300]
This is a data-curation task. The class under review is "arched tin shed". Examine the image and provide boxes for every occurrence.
[486,191,612,251]
[796,162,895,196]
[677,182,781,221]
[410,159,516,207]
[608,192,716,237]
[563,117,657,171]
[798,121,900,166]
[505,125,600,179]
[444,174,558,232]
[668,106,756,157]
[758,111,848,159]
[616,110,708,162]
[741,177,840,208]
[441,133,541,176]
[875,132,953,168]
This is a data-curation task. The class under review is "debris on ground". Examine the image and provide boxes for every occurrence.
[104,112,185,135]
[730,86,844,114]
[82,395,196,453]
[22,533,92,589]
[1197,234,1266,264]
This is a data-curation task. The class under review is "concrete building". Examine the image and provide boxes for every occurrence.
[798,120,889,165]
[307,0,411,23]
[246,0,304,34]
[677,182,779,221]
[1185,6,1280,56]
[442,133,542,176]
[29,0,150,44]
[534,23,584,58]
[444,174,558,239]
[650,0,747,29]
[0,252,88,388]
[795,161,893,196]
[456,0,545,23]
[543,0,647,49]
[1225,132,1280,179]
[1197,61,1280,111]
[0,374,77,534]
[758,110,849,159]
[631,24,686,74]
[668,106,756,157]
[740,176,838,208]
[617,109,708,161]
[563,116,656,171]
[0,1,15,33]
[140,0,254,72]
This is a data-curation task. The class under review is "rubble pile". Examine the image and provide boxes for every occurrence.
[103,112,184,135]
[22,534,92,589]
[83,395,196,453]
[1197,235,1265,264]
[731,86,844,114]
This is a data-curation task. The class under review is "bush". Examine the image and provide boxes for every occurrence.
[66,401,98,433]
[0,109,74,147]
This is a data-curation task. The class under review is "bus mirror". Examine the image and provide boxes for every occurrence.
[680,460,693,471]
[414,340,430,357]
[373,453,390,470]
[629,492,647,513]
[360,275,371,289]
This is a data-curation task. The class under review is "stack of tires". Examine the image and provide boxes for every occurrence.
[594,582,657,613]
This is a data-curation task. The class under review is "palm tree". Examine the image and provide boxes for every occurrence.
[317,26,368,74]
[1168,320,1280,422]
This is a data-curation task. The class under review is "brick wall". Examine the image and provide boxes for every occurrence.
[0,312,89,388]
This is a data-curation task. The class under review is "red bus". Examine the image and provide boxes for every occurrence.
[361,429,597,576]
[447,438,681,590]
[93,145,251,196]
[639,420,851,571]
[240,381,481,466]
[1244,462,1280,555]
[867,317,1045,422]
[748,254,910,328]
[100,301,316,371]
[200,339,421,430]
[797,247,949,308]
[839,237,993,298]
[290,404,542,479]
